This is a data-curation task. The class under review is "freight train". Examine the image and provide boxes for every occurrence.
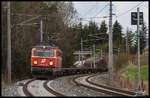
[31,42,108,78]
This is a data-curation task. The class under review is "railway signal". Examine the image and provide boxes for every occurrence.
[131,7,144,95]
[131,12,143,25]
[134,8,144,95]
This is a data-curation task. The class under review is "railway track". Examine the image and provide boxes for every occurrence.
[43,80,65,96]
[23,79,35,96]
[22,78,65,97]
[73,73,137,96]
[22,71,104,96]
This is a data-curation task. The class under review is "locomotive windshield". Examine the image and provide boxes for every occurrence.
[34,50,44,56]
[34,50,54,57]
[45,50,54,57]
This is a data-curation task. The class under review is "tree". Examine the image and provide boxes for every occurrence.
[112,20,123,47]
[126,28,135,47]
[134,22,148,54]
[125,28,135,54]
[2,1,79,81]
[87,21,99,45]
[99,20,108,44]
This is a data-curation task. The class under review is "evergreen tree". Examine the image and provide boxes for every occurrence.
[125,28,135,54]
[112,20,123,47]
[99,20,108,44]
[88,21,99,45]
[134,22,147,54]
[126,28,135,46]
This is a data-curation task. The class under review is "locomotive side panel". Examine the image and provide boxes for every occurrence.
[56,49,62,68]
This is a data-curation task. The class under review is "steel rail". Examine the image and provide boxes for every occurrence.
[72,73,136,96]
[43,80,65,97]
[23,79,36,96]
[86,74,137,96]
[72,74,121,96]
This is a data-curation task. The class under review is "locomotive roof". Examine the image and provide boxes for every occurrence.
[32,42,58,49]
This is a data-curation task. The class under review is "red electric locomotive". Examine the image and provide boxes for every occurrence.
[31,42,62,77]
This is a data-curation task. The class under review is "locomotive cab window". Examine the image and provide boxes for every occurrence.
[34,50,44,56]
[45,50,54,57]
[33,50,54,57]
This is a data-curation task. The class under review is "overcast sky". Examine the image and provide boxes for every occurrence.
[72,1,149,34]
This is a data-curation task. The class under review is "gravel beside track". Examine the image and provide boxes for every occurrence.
[2,73,110,96]
[49,73,110,96]
[85,73,137,96]
[27,79,55,96]
[2,79,32,96]
[89,72,108,86]
[49,75,91,96]
[2,85,20,96]
[74,74,112,96]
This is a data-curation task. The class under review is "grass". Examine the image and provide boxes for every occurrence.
[114,53,129,72]
[113,53,148,72]
[1,79,8,89]
[123,65,148,84]
[131,55,148,66]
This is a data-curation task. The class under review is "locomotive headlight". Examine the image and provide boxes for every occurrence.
[34,60,37,64]
[49,61,53,65]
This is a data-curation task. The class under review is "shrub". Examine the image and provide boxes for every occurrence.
[123,65,148,82]
[114,53,129,72]
[130,55,148,66]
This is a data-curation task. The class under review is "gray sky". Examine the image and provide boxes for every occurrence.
[72,1,149,34]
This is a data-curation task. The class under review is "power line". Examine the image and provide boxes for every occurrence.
[116,2,144,18]
[81,16,109,21]
[79,3,109,20]
[12,15,41,27]
[78,3,109,25]
[2,13,40,17]
[94,3,109,17]
[81,3,98,17]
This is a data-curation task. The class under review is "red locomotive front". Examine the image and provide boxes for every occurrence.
[31,43,62,77]
[31,48,57,67]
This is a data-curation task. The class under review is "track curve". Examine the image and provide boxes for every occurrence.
[43,80,65,97]
[23,79,35,96]
[72,73,137,96]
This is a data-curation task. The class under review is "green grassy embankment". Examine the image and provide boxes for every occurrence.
[123,65,148,85]
[123,54,148,89]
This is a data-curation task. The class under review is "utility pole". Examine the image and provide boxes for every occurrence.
[118,47,120,55]
[81,38,83,66]
[91,47,93,68]
[108,1,113,84]
[79,50,80,65]
[40,19,43,42]
[7,1,11,84]
[101,49,103,59]
[80,18,84,66]
[126,31,129,55]
[93,44,96,68]
[136,7,143,95]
